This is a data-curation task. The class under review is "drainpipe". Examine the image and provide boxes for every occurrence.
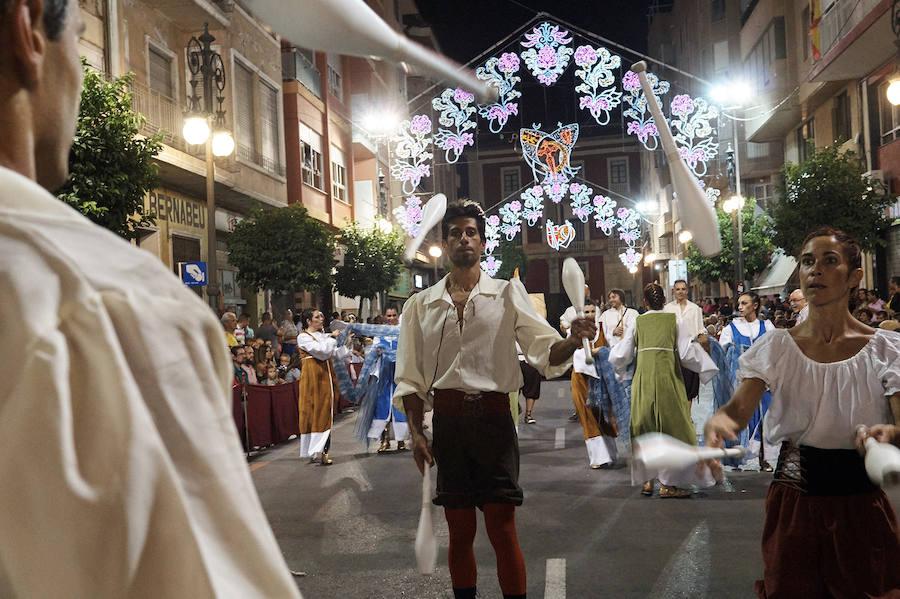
[105,0,120,77]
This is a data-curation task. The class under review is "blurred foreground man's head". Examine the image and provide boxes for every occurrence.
[0,0,84,190]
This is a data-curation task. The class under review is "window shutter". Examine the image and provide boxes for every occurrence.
[234,62,256,152]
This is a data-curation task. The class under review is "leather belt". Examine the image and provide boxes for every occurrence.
[433,389,510,417]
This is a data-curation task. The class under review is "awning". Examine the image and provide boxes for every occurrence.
[752,253,797,296]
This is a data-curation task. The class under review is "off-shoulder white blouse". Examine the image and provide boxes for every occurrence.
[737,329,900,449]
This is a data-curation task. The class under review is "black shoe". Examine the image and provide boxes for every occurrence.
[568,412,578,422]
[525,412,536,424]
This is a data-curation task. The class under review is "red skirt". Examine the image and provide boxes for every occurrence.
[755,482,900,598]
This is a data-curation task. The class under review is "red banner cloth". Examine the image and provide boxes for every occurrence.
[270,382,300,443]
[232,384,245,445]
[246,384,273,447]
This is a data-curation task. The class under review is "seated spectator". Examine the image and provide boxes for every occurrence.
[853,306,873,324]
[283,354,303,383]
[255,361,268,382]
[873,310,888,327]
[867,289,886,313]
[277,353,291,378]
[262,365,282,386]
[240,347,258,385]
[231,346,248,386]
[222,312,239,348]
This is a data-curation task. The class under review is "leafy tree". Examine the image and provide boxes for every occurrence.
[57,61,162,240]
[227,204,335,292]
[334,221,405,303]
[686,197,776,285]
[774,143,893,254]
[494,240,529,281]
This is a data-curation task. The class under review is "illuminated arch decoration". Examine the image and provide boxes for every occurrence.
[574,45,622,125]
[521,122,580,187]
[476,52,522,133]
[622,70,670,151]
[391,115,433,195]
[670,94,719,177]
[432,88,476,164]
[520,22,574,86]
[392,195,423,237]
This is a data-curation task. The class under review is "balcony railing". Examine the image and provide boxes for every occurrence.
[818,0,880,57]
[282,49,322,98]
[131,80,197,155]
[237,143,286,177]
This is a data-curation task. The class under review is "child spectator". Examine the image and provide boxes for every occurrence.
[277,353,291,378]
[284,354,303,383]
[263,365,282,385]
[255,361,268,382]
[235,313,253,345]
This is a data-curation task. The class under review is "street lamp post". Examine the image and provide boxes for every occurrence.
[184,23,234,311]
[428,245,442,284]
[725,141,745,297]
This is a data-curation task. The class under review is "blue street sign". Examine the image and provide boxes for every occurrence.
[181,261,207,286]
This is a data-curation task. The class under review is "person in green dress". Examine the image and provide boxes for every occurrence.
[610,283,718,497]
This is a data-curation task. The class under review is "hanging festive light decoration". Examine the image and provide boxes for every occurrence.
[432,87,476,164]
[592,194,617,235]
[392,195,424,237]
[391,114,433,195]
[484,214,501,254]
[521,185,545,226]
[619,247,643,272]
[476,52,522,133]
[622,70,670,150]
[520,122,580,187]
[573,45,622,125]
[669,94,719,177]
[520,22,574,85]
[498,200,523,241]
[568,183,594,222]
[546,219,577,250]
[705,186,721,204]
[481,254,502,277]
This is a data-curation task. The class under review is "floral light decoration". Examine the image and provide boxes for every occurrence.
[619,247,643,271]
[481,254,502,277]
[432,87,476,164]
[499,200,523,241]
[705,186,721,205]
[573,45,622,126]
[392,195,423,237]
[484,214,501,254]
[568,183,595,222]
[521,185,544,225]
[593,194,617,235]
[476,52,522,133]
[520,122,580,187]
[669,94,719,177]
[390,114,433,195]
[622,70,670,151]
[520,22,574,86]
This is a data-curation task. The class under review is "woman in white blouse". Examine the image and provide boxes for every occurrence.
[297,308,351,465]
[705,227,900,597]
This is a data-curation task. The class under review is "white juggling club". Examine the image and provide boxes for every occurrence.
[634,433,745,472]
[857,426,900,488]
[631,61,721,257]
[404,193,447,263]
[244,0,496,103]
[561,257,593,366]
[414,466,438,575]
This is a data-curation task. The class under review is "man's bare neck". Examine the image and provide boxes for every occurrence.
[448,265,481,291]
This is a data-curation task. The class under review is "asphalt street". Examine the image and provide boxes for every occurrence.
[249,379,900,598]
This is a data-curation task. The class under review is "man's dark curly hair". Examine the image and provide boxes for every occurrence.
[1,0,70,40]
[441,200,486,242]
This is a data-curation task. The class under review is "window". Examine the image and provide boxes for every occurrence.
[746,142,770,159]
[801,6,810,61]
[149,45,173,98]
[797,118,815,162]
[300,123,324,190]
[501,167,521,199]
[234,61,256,157]
[878,82,900,145]
[331,145,348,203]
[327,53,343,101]
[752,182,775,212]
[744,17,787,91]
[711,0,725,22]
[832,91,851,143]
[171,235,201,276]
[608,157,629,191]
[260,81,281,172]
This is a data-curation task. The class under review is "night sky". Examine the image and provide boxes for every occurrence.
[414,0,653,65]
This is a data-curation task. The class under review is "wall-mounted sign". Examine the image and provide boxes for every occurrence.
[145,189,206,231]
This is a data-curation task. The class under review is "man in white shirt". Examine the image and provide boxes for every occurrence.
[395,201,595,599]
[789,288,808,324]
[599,288,638,348]
[0,2,300,596]
[663,280,708,400]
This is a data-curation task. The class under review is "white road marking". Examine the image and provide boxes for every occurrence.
[557,387,565,398]
[648,520,710,598]
[544,558,566,599]
[554,427,566,449]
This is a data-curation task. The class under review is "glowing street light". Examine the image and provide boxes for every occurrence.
[375,218,393,234]
[428,245,442,258]
[643,252,657,265]
[183,115,210,145]
[888,79,900,106]
[678,230,693,244]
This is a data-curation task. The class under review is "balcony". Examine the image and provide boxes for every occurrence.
[237,143,286,178]
[810,0,893,83]
[131,80,199,156]
[282,48,322,98]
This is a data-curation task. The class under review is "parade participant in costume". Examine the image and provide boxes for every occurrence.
[706,227,900,598]
[0,2,301,594]
[570,301,619,468]
[663,279,708,401]
[518,343,542,425]
[395,201,595,599]
[368,305,409,452]
[599,289,638,348]
[715,291,776,471]
[610,283,718,497]
[297,308,350,465]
